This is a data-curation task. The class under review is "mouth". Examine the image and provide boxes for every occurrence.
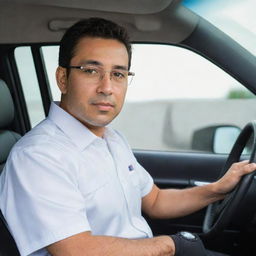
[92,102,115,111]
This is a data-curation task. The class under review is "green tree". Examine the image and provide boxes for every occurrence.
[227,89,255,99]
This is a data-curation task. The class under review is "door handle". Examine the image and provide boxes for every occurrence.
[190,180,211,187]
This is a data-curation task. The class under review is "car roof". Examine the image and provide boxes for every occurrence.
[0,0,255,94]
[0,0,198,44]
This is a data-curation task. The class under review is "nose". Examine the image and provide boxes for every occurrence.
[96,72,113,95]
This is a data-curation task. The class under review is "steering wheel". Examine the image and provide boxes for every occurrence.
[202,121,256,239]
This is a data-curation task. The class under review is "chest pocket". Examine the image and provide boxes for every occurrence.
[82,178,109,199]
[78,163,127,222]
[78,162,110,200]
[80,175,109,200]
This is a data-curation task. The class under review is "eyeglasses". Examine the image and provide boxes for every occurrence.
[67,65,135,85]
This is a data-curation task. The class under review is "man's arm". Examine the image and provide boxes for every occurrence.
[47,231,175,256]
[142,160,256,219]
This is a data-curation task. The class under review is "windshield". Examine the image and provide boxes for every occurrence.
[182,0,256,57]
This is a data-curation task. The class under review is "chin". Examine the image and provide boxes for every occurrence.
[83,118,113,128]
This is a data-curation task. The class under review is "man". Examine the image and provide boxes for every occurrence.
[0,18,255,256]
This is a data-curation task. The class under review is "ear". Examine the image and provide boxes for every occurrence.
[56,66,68,94]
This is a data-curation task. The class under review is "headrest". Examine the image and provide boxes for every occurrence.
[0,80,14,128]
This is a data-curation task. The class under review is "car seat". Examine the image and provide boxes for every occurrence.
[0,79,21,255]
[0,79,21,173]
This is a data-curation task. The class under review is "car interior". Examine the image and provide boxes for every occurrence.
[0,0,256,255]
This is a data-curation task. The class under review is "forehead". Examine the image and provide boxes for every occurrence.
[72,37,129,67]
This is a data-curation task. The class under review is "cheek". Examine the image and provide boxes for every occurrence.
[67,78,93,100]
[118,87,128,104]
[117,84,127,96]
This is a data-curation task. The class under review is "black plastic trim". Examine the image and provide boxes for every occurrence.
[31,46,52,116]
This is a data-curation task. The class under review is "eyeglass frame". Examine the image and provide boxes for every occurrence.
[65,65,135,85]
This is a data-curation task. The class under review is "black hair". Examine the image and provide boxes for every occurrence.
[59,17,132,70]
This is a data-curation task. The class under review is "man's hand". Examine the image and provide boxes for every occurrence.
[212,160,256,195]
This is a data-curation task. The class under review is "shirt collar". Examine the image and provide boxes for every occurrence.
[47,102,100,151]
[47,102,118,150]
[103,125,118,142]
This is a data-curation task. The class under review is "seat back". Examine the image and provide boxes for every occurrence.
[0,79,21,173]
[0,79,21,255]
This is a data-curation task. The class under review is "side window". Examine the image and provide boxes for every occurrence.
[111,44,255,154]
[15,47,45,127]
[41,44,256,154]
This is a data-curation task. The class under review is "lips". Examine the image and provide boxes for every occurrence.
[92,102,115,111]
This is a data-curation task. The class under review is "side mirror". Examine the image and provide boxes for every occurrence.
[192,125,241,154]
[213,126,241,154]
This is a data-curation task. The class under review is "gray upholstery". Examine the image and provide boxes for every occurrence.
[0,80,21,173]
[0,80,15,128]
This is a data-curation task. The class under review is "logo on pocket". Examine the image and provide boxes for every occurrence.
[128,164,134,171]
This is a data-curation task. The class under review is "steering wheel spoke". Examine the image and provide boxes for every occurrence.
[215,191,235,215]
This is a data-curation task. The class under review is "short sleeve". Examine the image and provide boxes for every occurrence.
[0,146,90,256]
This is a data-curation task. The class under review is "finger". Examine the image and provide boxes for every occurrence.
[230,160,249,170]
[240,159,250,164]
[243,163,256,174]
[226,161,256,179]
[231,162,256,178]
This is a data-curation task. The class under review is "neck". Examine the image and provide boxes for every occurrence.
[84,125,105,138]
[59,101,106,138]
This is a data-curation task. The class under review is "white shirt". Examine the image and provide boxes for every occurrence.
[0,102,154,256]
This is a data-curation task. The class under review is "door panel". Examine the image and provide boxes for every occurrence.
[134,150,249,253]
[135,150,227,188]
[134,150,228,235]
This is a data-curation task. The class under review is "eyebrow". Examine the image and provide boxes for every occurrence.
[81,60,102,66]
[80,60,128,71]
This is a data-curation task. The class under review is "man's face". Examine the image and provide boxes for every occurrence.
[56,37,129,136]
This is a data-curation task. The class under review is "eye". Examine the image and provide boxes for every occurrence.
[82,68,98,75]
[112,71,126,79]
